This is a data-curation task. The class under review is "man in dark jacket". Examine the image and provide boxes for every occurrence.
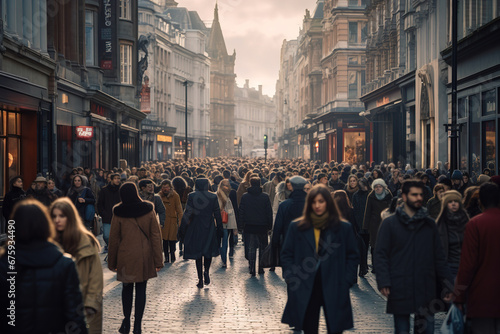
[352,178,371,277]
[328,168,345,191]
[97,173,121,251]
[239,177,273,276]
[375,179,453,334]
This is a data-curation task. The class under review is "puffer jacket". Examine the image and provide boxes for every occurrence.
[0,241,87,334]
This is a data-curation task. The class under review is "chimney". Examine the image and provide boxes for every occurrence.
[245,79,249,88]
[258,85,262,95]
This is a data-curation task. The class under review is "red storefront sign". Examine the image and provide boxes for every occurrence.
[76,126,94,141]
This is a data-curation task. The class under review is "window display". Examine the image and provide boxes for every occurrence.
[343,131,366,165]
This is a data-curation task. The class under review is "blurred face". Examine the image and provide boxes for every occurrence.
[35,182,46,190]
[13,178,23,188]
[437,189,445,200]
[349,178,357,188]
[304,183,312,193]
[47,180,55,190]
[161,184,171,194]
[463,176,469,184]
[319,177,328,185]
[403,187,424,210]
[398,175,404,183]
[312,194,327,216]
[111,176,121,186]
[331,171,339,181]
[132,167,137,174]
[453,179,461,185]
[220,181,230,194]
[447,200,460,212]
[286,181,293,191]
[73,177,82,187]
[374,184,384,195]
[52,208,67,232]
[443,184,451,191]
[145,183,154,194]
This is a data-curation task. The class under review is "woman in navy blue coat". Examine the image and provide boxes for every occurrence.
[179,177,223,288]
[281,184,359,334]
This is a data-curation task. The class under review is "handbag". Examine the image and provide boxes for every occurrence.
[260,243,281,268]
[92,216,102,236]
[221,209,228,224]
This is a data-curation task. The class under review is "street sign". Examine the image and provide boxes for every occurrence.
[76,126,94,141]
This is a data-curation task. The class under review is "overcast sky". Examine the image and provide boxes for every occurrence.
[178,0,319,97]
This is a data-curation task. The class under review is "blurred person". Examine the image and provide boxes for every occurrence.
[328,168,345,191]
[281,184,359,333]
[344,175,359,203]
[67,174,96,231]
[159,179,183,263]
[47,178,63,198]
[2,175,26,222]
[216,179,238,268]
[172,176,193,255]
[272,178,293,221]
[450,170,466,195]
[108,183,164,334]
[426,184,446,220]
[179,178,223,288]
[352,178,371,277]
[138,179,166,229]
[96,173,121,252]
[50,198,103,333]
[463,186,482,218]
[0,199,87,333]
[30,175,58,207]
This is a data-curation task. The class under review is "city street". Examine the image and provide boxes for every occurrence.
[101,237,395,333]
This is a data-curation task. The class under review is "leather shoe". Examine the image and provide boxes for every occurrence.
[204,271,210,285]
[119,318,130,334]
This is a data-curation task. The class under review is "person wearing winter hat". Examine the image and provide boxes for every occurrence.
[362,178,392,273]
[450,170,466,195]
[353,177,371,277]
[436,190,469,278]
[476,174,491,186]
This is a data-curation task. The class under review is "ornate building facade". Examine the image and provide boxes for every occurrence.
[207,4,236,157]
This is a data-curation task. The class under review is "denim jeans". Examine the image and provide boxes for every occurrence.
[393,313,435,334]
[220,229,229,264]
[103,222,111,247]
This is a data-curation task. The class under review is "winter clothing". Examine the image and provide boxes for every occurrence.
[272,189,307,247]
[262,178,278,207]
[159,190,183,241]
[281,220,359,332]
[139,191,166,228]
[67,182,96,227]
[328,178,345,192]
[352,189,369,232]
[289,176,307,191]
[454,207,500,319]
[74,234,103,333]
[272,181,290,220]
[451,170,463,180]
[236,181,250,207]
[362,190,393,249]
[239,186,273,235]
[0,241,87,334]
[96,183,121,224]
[179,178,223,259]
[375,206,453,314]
[426,196,442,219]
[2,186,26,221]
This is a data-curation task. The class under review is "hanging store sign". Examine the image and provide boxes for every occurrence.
[99,0,117,73]
[76,126,94,141]
[157,135,172,143]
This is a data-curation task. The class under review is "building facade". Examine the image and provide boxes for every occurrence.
[207,4,236,157]
[234,80,276,157]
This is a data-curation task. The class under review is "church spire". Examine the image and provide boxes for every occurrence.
[214,1,219,22]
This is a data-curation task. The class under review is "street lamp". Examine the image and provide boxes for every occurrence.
[183,80,193,161]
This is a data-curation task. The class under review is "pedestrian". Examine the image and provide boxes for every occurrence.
[30,175,58,207]
[179,177,223,288]
[262,172,283,207]
[344,175,359,203]
[463,186,481,218]
[436,190,469,278]
[67,174,96,231]
[426,183,446,219]
[138,179,166,229]
[50,198,103,333]
[328,168,345,191]
[454,182,500,333]
[172,175,192,256]
[47,178,63,198]
[272,178,292,220]
[352,177,371,277]
[451,170,466,195]
[158,179,183,263]
[216,179,238,268]
[0,199,87,334]
[96,173,121,252]
[239,176,273,276]
[375,179,453,334]
[362,178,392,273]
[236,171,254,206]
[281,184,359,333]
[107,182,164,334]
[2,175,26,222]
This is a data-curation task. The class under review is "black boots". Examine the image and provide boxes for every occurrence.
[249,260,256,276]
[203,258,211,285]
[119,318,130,334]
[196,258,203,288]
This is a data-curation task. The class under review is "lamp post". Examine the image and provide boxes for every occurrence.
[183,80,192,161]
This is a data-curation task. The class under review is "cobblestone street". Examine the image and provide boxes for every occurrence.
[101,238,402,333]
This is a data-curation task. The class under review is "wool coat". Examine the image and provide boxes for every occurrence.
[159,190,183,241]
[74,234,103,334]
[179,178,223,259]
[281,220,359,332]
[351,189,369,232]
[362,190,393,249]
[108,207,164,283]
[375,206,453,314]
[454,207,500,318]
[0,241,87,334]
[239,186,273,235]
[272,189,307,247]
[96,183,121,224]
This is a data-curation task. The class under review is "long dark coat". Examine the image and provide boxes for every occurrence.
[179,178,223,259]
[281,220,359,332]
[362,190,392,248]
[375,207,453,314]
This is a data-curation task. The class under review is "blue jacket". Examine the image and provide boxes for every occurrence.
[179,178,223,259]
[272,189,307,246]
[281,220,359,332]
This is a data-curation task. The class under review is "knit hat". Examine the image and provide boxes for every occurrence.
[371,178,387,188]
[442,190,463,205]
[34,176,47,183]
[289,176,307,191]
[451,170,463,180]
[476,174,491,185]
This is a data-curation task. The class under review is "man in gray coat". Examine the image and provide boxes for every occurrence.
[375,179,454,334]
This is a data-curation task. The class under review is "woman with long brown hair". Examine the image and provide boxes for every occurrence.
[50,197,103,334]
[281,184,359,334]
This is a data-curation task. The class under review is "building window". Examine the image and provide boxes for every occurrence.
[0,111,22,197]
[119,0,131,20]
[85,10,97,66]
[482,89,496,116]
[348,71,358,99]
[120,43,133,84]
[361,23,367,43]
[349,22,358,44]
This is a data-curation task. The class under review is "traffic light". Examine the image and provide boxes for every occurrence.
[264,134,268,149]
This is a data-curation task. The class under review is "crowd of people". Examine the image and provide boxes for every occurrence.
[0,157,499,334]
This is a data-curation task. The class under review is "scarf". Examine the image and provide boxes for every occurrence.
[446,210,469,231]
[375,189,388,200]
[139,190,154,203]
[346,185,359,195]
[310,212,329,230]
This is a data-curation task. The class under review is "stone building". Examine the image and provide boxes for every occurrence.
[234,80,276,157]
[207,4,236,157]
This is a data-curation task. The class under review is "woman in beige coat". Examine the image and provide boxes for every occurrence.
[108,182,163,334]
[50,197,103,334]
[159,179,183,263]
[217,179,238,268]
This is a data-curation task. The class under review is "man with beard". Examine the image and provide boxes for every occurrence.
[29,176,57,207]
[138,179,166,228]
[97,173,122,252]
[375,179,454,334]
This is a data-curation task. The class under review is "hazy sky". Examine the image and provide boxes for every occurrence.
[178,0,319,97]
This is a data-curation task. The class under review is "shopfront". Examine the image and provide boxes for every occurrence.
[141,119,176,162]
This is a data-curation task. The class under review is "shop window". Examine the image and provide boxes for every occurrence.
[483,121,496,171]
[0,111,22,197]
[482,89,496,116]
[344,131,366,166]
[469,94,481,176]
[459,122,468,171]
[458,97,468,119]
